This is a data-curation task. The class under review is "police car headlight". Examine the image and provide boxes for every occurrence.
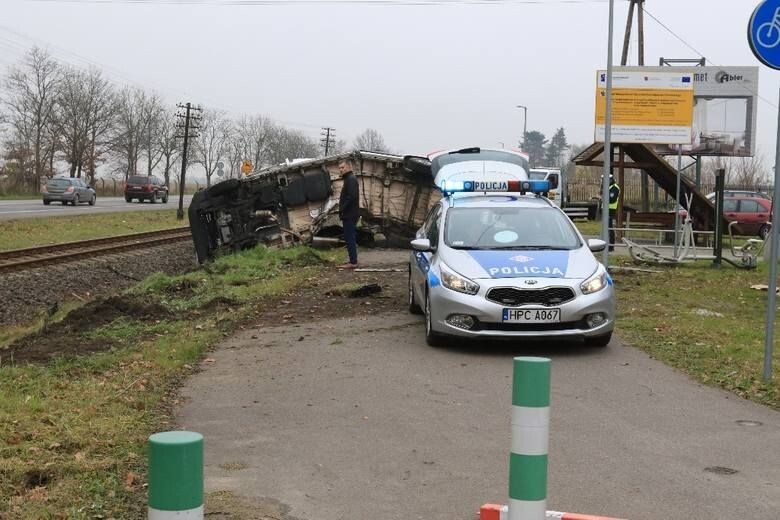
[581,271,607,295]
[440,263,479,295]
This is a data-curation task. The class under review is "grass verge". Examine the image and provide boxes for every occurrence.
[611,256,778,409]
[0,193,41,200]
[0,210,184,251]
[0,245,338,517]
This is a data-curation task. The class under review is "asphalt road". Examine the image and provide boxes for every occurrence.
[0,195,193,221]
[177,251,780,520]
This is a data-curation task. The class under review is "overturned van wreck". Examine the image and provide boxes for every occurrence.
[188,151,438,263]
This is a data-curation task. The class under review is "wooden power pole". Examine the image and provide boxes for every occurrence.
[621,0,649,211]
[175,102,202,220]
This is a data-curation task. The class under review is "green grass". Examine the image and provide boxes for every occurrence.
[2,237,778,515]
[0,192,41,200]
[0,246,334,517]
[0,210,184,251]
[612,257,778,409]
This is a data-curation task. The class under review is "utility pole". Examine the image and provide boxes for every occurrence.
[175,102,202,220]
[320,127,336,156]
[621,0,649,211]
[621,0,645,67]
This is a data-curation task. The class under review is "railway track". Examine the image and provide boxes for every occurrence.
[0,227,192,273]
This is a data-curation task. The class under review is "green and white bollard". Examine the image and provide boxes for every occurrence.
[509,357,550,520]
[148,431,204,519]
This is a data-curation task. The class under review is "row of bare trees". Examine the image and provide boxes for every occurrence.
[0,47,394,191]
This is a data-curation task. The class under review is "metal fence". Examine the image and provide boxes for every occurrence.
[92,179,202,197]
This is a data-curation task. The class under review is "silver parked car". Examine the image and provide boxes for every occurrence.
[42,177,96,206]
[408,192,615,347]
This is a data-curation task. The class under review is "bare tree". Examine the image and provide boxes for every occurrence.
[353,128,389,153]
[53,66,91,178]
[83,70,116,186]
[157,112,179,187]
[330,138,349,155]
[265,126,319,165]
[193,110,230,187]
[141,94,165,176]
[224,127,243,179]
[111,87,158,180]
[235,115,275,170]
[2,47,60,189]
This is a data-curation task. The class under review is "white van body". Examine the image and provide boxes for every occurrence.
[529,167,562,206]
[431,148,530,188]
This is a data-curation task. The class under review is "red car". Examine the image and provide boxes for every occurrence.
[722,196,772,239]
[125,175,169,203]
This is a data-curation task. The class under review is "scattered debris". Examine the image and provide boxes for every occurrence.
[349,283,382,298]
[750,284,780,294]
[608,266,663,274]
[692,308,724,318]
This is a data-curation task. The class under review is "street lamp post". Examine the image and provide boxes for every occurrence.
[516,105,528,151]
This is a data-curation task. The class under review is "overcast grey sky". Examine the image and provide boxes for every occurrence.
[3,0,779,166]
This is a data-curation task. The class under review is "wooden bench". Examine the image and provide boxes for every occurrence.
[563,207,590,221]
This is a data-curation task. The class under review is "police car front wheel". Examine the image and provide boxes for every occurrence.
[424,291,445,347]
[408,268,423,315]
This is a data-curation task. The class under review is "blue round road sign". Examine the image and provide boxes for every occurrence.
[749,0,780,69]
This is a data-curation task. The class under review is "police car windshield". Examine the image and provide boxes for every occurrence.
[445,207,580,250]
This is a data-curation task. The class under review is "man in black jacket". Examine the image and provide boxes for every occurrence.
[338,158,360,268]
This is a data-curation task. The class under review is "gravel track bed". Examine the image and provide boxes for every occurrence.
[0,242,197,326]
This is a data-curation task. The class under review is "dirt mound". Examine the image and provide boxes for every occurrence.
[2,295,170,364]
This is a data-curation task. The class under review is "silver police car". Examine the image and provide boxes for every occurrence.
[408,192,615,347]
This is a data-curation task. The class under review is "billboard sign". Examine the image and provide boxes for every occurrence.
[595,70,694,145]
[598,66,760,157]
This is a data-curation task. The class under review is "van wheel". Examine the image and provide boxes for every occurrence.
[150,192,157,204]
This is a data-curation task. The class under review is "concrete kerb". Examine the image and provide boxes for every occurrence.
[479,357,626,520]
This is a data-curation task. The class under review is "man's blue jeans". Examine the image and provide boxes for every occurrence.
[342,217,358,265]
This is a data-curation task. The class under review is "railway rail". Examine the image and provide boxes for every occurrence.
[0,227,192,273]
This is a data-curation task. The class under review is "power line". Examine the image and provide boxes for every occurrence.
[26,0,623,5]
[0,24,331,135]
[642,7,777,110]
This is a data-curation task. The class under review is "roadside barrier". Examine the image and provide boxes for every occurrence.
[148,431,204,519]
[480,504,626,520]
[480,357,626,520]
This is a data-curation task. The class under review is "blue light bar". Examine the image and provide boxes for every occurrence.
[439,179,550,196]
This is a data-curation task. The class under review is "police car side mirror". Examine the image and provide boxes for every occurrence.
[411,238,432,252]
[587,239,607,252]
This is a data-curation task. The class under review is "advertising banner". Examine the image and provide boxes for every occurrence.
[596,66,759,156]
[595,70,694,145]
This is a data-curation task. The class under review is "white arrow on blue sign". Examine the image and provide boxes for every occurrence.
[749,0,780,69]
